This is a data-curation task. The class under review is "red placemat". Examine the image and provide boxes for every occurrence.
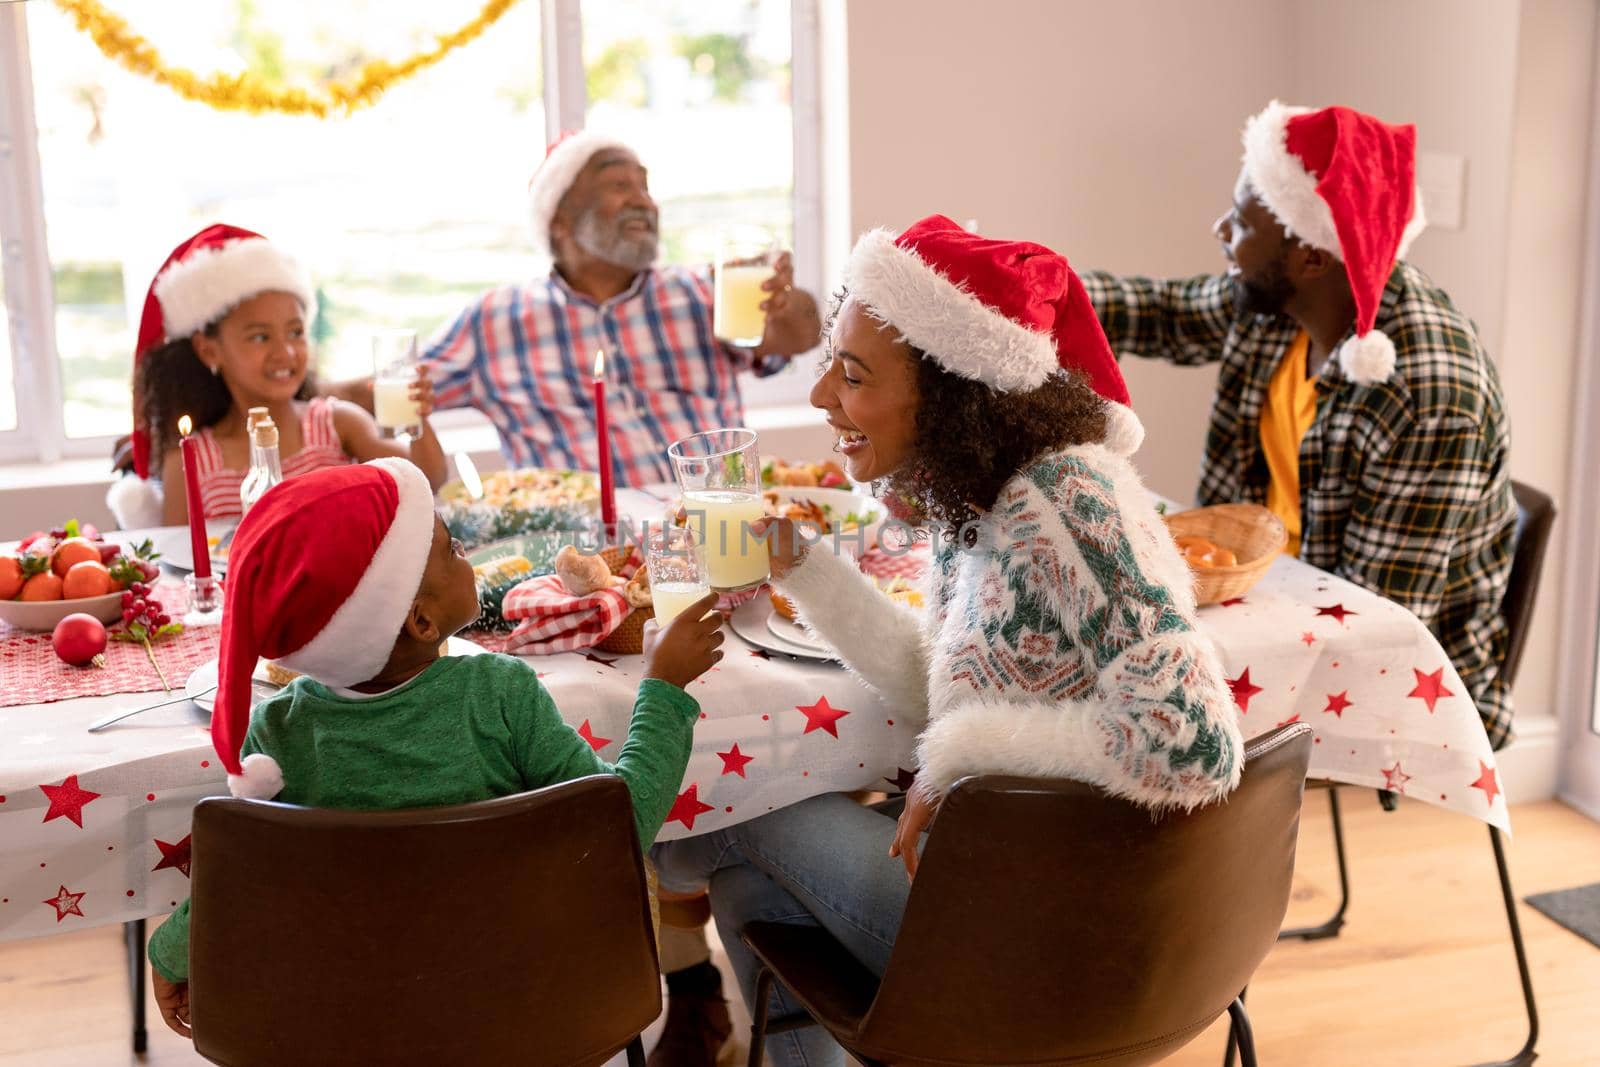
[0,580,223,707]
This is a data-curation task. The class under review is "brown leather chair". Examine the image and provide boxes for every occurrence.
[1281,480,1555,1067]
[739,722,1314,1067]
[186,775,660,1067]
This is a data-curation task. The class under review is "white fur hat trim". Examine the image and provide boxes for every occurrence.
[153,237,317,341]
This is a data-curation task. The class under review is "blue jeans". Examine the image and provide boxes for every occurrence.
[651,793,917,1067]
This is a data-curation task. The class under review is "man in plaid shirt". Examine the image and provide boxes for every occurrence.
[423,132,821,488]
[1083,102,1517,748]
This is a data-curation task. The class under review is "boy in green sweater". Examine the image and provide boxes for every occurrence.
[148,458,723,1039]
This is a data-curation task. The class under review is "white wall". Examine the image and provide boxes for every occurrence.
[843,0,1591,798]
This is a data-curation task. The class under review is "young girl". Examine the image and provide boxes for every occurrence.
[128,223,447,524]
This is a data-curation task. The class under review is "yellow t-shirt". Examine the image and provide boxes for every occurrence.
[1260,332,1318,556]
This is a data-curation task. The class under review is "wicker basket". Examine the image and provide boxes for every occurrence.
[598,544,642,575]
[595,605,655,655]
[1163,503,1286,606]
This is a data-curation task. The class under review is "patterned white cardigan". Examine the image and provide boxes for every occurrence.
[776,444,1244,811]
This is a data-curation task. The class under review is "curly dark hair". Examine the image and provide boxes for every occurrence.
[823,291,1109,535]
[135,330,316,466]
[889,357,1108,535]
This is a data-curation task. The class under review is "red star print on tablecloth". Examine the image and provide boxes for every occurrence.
[1227,668,1264,713]
[152,836,193,878]
[1220,597,1247,607]
[1300,632,1317,646]
[747,648,772,660]
[717,744,755,778]
[43,885,86,923]
[40,775,101,828]
[1323,691,1353,718]
[1381,763,1412,794]
[667,783,715,831]
[1470,761,1501,806]
[1407,667,1454,713]
[1315,603,1358,625]
[795,696,849,737]
[884,767,918,793]
[576,720,612,751]
[582,651,617,668]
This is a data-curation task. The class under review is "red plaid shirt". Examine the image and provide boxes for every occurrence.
[424,266,787,486]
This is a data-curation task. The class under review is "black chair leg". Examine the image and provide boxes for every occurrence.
[625,1034,646,1067]
[1227,997,1258,1067]
[124,918,147,1055]
[1471,826,1539,1067]
[748,968,774,1067]
[1221,986,1248,1067]
[1279,787,1350,940]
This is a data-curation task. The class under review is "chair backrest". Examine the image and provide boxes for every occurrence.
[855,723,1314,1067]
[188,775,659,1067]
[1500,480,1557,690]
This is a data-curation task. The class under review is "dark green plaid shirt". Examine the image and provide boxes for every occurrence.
[1083,263,1517,748]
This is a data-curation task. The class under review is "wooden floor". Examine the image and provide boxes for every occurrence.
[2,796,1598,1066]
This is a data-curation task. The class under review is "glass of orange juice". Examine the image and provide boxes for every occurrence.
[668,428,769,592]
[713,229,774,348]
[372,329,421,441]
[645,524,713,626]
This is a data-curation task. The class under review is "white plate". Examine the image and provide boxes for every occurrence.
[766,611,834,654]
[185,636,489,713]
[729,596,837,662]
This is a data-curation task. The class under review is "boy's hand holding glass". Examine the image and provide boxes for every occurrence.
[409,364,436,422]
[642,591,724,690]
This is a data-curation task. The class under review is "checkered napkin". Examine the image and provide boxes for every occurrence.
[858,542,929,583]
[501,555,641,655]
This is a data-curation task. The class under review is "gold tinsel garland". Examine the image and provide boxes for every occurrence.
[51,0,523,118]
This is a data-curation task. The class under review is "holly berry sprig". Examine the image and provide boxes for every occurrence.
[110,580,183,690]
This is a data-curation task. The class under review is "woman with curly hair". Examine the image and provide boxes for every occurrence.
[652,215,1244,1067]
[114,224,446,527]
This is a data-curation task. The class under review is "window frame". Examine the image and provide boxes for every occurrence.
[0,0,823,468]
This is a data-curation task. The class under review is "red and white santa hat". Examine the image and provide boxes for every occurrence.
[841,214,1143,454]
[129,223,316,479]
[213,458,436,799]
[1241,101,1427,384]
[528,129,631,260]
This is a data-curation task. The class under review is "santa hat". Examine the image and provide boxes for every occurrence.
[528,129,631,260]
[130,224,317,479]
[841,214,1143,454]
[1241,101,1427,384]
[213,458,435,799]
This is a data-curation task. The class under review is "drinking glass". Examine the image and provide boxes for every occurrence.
[667,428,768,592]
[645,523,713,626]
[372,329,421,440]
[713,229,774,347]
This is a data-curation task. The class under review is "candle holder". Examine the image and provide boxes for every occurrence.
[184,573,223,623]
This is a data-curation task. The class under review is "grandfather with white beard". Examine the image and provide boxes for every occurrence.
[421,131,821,487]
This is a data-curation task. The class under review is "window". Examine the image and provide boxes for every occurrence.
[0,254,15,433]
[0,0,819,464]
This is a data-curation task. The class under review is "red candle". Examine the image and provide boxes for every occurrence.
[177,415,211,579]
[592,350,617,531]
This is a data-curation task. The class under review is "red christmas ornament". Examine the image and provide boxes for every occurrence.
[52,614,107,667]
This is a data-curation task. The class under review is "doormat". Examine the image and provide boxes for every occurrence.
[1525,882,1600,950]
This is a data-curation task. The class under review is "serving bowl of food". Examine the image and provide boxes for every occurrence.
[1163,503,1286,606]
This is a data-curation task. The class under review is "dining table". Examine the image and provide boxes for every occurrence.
[1,487,1509,944]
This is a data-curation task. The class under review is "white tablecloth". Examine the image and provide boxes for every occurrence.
[0,504,1507,943]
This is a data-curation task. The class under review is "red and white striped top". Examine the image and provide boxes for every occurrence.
[193,397,352,521]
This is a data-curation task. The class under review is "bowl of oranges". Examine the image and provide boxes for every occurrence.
[1163,504,1286,606]
[0,521,163,632]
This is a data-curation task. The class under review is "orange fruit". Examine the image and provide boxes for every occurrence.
[51,537,101,578]
[20,573,64,601]
[63,560,114,599]
[0,557,22,600]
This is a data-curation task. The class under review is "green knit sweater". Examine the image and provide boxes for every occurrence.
[148,652,699,982]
